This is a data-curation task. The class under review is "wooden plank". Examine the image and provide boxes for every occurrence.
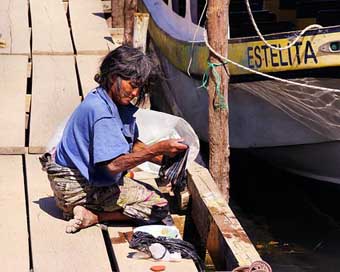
[26,94,31,130]
[25,154,111,271]
[0,0,30,55]
[76,55,103,97]
[30,0,73,55]
[102,0,112,13]
[0,55,28,154]
[26,94,31,114]
[187,162,261,271]
[107,173,197,271]
[29,56,80,153]
[0,155,29,271]
[69,0,114,54]
[109,28,124,46]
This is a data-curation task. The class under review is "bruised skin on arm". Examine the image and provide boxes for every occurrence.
[99,139,187,175]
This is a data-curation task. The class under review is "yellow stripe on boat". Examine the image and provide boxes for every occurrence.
[139,0,340,76]
[229,32,340,75]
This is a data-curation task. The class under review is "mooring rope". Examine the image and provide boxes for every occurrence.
[244,0,323,51]
[186,0,208,76]
[203,30,340,94]
[232,260,272,272]
[186,0,340,94]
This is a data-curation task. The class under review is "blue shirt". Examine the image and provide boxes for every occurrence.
[55,87,139,186]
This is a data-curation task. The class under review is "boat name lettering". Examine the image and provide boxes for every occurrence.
[247,40,318,69]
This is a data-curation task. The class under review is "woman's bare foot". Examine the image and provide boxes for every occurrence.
[65,206,99,233]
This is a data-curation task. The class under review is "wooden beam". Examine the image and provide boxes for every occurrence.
[0,0,30,55]
[206,0,230,199]
[102,1,112,13]
[30,0,73,55]
[29,56,80,153]
[26,94,31,130]
[187,162,261,271]
[0,155,29,270]
[25,154,112,271]
[0,55,28,154]
[132,13,149,53]
[108,27,124,46]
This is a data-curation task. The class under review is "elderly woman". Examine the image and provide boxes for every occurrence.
[41,46,187,233]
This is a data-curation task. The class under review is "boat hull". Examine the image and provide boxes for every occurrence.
[251,141,340,184]
[141,0,340,183]
[152,49,340,183]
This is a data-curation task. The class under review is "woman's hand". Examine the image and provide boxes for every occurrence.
[155,138,188,157]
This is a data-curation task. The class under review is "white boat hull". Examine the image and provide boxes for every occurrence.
[152,49,340,183]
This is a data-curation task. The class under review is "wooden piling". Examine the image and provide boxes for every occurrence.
[111,0,124,27]
[123,0,137,46]
[132,13,149,53]
[206,0,231,200]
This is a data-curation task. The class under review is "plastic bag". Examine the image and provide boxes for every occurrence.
[135,109,199,173]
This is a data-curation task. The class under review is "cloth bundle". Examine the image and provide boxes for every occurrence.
[129,231,204,271]
[158,144,189,192]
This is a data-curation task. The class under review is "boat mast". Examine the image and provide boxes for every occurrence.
[206,0,230,201]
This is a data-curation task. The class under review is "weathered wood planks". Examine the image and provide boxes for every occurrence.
[30,0,73,55]
[187,162,261,271]
[0,156,29,271]
[76,55,103,97]
[0,0,30,55]
[0,55,28,154]
[69,0,114,54]
[29,56,80,153]
[25,154,112,272]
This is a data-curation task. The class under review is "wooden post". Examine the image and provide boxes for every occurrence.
[111,0,125,28]
[123,0,137,46]
[132,13,149,53]
[206,0,230,200]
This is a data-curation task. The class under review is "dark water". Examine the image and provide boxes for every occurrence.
[197,143,340,272]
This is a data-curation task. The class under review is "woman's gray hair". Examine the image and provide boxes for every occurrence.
[94,45,158,105]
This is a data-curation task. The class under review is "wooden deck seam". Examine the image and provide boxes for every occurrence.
[22,154,35,271]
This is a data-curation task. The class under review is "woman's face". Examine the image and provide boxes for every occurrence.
[111,79,140,105]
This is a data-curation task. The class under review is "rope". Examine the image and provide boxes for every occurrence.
[185,0,340,95]
[200,61,229,109]
[186,0,208,76]
[203,30,340,94]
[244,0,323,51]
[232,260,272,272]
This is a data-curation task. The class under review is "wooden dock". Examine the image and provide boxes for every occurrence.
[0,0,261,271]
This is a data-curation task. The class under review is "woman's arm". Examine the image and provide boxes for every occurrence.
[132,139,163,165]
[104,139,187,175]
